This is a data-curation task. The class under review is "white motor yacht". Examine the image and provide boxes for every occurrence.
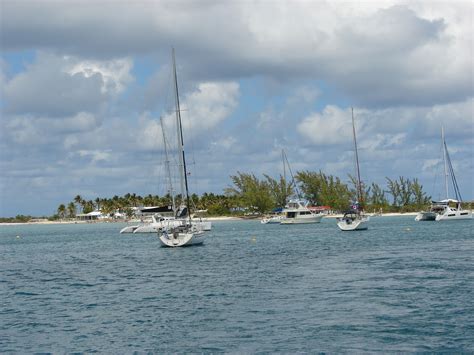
[280,199,324,224]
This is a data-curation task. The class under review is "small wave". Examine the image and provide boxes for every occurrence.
[14,291,40,296]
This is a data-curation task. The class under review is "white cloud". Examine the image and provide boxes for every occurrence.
[6,112,101,146]
[1,1,473,216]
[180,82,240,131]
[77,150,112,163]
[2,1,472,106]
[67,57,133,94]
[297,106,353,145]
[3,52,133,117]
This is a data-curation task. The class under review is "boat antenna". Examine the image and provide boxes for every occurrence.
[352,107,363,210]
[172,48,192,224]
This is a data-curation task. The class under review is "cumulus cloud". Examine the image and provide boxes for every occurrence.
[6,112,101,146]
[3,52,132,116]
[67,57,133,94]
[134,81,239,151]
[1,0,473,216]
[298,106,354,145]
[1,1,472,107]
[179,82,240,131]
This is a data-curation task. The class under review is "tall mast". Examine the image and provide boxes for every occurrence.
[172,48,186,205]
[160,117,175,212]
[282,149,287,184]
[172,48,192,222]
[441,126,449,200]
[352,107,363,209]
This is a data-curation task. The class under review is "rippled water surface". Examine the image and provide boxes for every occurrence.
[1,217,473,352]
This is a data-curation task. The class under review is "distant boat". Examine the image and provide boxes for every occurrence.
[414,203,444,221]
[134,215,211,233]
[280,199,324,224]
[435,199,471,221]
[337,108,369,231]
[158,48,207,247]
[267,150,324,225]
[416,127,472,221]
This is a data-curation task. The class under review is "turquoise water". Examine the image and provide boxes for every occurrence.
[1,217,473,352]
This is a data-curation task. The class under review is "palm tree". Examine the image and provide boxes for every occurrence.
[57,204,66,219]
[74,195,83,214]
[95,197,101,211]
[67,202,76,219]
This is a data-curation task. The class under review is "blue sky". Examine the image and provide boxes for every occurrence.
[0,0,473,216]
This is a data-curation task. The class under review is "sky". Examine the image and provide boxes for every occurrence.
[0,0,473,216]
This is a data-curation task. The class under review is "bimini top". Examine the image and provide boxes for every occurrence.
[432,199,459,204]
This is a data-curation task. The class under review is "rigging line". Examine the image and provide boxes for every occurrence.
[282,150,301,199]
[445,142,463,201]
[172,48,192,224]
[352,108,363,207]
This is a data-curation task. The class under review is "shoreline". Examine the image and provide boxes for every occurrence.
[0,213,427,226]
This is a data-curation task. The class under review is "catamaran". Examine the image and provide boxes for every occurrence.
[416,127,471,221]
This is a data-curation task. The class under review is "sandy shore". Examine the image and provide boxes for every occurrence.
[0,213,427,226]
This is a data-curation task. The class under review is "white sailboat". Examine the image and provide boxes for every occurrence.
[337,108,369,231]
[433,128,471,221]
[133,117,211,234]
[158,48,207,247]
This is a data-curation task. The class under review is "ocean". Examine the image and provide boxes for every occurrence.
[1,216,473,352]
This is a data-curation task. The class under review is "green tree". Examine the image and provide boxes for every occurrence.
[296,170,351,211]
[386,177,401,208]
[57,204,66,219]
[225,172,273,214]
[264,174,293,208]
[367,182,389,212]
[67,202,76,218]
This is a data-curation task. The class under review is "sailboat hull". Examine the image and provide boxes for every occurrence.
[337,216,369,231]
[159,229,205,247]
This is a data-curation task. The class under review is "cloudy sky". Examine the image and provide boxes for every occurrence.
[0,0,473,216]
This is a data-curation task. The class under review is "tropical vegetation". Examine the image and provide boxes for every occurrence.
[2,169,472,222]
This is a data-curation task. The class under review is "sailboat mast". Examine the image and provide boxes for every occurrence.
[352,108,363,208]
[441,126,449,200]
[282,149,287,185]
[160,117,176,212]
[172,48,187,206]
[172,48,192,222]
